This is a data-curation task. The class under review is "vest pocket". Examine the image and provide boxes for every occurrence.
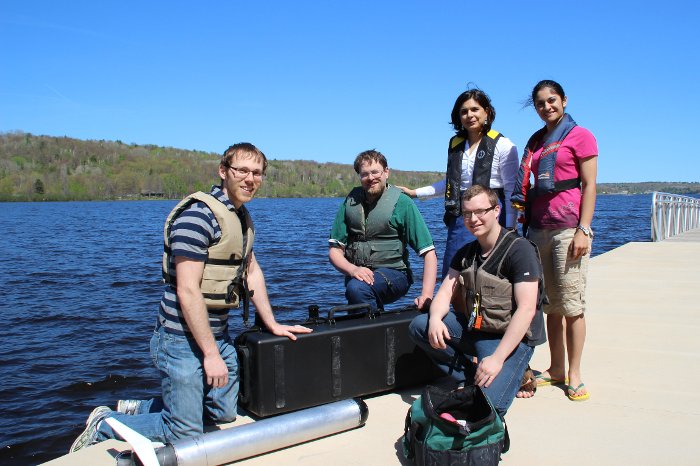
[477,284,513,334]
[369,241,404,269]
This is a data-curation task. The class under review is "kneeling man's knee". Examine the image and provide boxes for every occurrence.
[409,314,429,343]
[345,279,372,303]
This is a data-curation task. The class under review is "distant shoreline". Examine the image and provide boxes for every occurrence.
[2,189,699,203]
[2,132,699,202]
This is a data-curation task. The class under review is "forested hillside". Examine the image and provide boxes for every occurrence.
[0,132,443,201]
[1,132,698,201]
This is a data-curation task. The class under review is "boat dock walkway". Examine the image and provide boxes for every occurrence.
[45,228,700,466]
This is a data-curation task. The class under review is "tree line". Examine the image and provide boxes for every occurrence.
[0,132,443,201]
[1,131,698,201]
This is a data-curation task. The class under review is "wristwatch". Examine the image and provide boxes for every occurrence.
[577,224,594,238]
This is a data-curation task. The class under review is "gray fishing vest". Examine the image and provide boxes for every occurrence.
[343,185,406,270]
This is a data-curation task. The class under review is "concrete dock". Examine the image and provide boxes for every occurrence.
[45,229,700,466]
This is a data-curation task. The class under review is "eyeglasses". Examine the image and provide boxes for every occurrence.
[462,205,497,219]
[225,164,264,180]
[359,169,385,180]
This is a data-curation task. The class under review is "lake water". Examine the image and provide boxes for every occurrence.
[0,194,652,465]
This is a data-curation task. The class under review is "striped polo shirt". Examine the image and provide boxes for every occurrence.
[158,186,250,338]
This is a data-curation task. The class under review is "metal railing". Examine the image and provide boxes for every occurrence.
[651,192,700,241]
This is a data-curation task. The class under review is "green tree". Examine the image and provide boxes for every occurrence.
[34,178,45,195]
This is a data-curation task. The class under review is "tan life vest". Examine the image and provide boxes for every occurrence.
[162,191,254,309]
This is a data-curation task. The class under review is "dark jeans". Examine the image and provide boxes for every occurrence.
[344,267,411,311]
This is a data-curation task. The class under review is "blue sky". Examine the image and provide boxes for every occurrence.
[2,0,698,183]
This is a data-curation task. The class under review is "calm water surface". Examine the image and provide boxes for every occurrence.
[0,194,651,464]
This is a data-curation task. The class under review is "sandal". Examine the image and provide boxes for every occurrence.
[535,373,568,387]
[567,383,590,401]
[519,366,537,395]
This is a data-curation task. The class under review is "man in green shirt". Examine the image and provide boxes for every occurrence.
[329,149,438,311]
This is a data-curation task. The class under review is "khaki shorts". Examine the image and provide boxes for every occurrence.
[529,227,590,317]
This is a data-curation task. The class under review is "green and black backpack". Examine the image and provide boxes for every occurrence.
[403,384,509,466]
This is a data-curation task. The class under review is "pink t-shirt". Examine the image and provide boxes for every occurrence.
[529,126,598,229]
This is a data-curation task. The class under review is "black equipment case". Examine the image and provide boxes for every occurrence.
[235,304,441,417]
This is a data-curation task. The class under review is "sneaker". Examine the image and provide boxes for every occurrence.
[69,406,112,453]
[116,399,142,415]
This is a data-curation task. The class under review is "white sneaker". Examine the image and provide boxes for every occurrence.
[69,406,111,453]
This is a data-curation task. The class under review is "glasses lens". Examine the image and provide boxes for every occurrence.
[464,205,496,219]
[360,170,383,179]
[229,166,263,179]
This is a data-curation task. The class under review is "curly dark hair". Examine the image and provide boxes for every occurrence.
[353,149,387,174]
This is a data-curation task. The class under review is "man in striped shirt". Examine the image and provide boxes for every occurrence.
[71,143,311,451]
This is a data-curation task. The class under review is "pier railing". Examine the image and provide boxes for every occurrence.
[651,192,700,241]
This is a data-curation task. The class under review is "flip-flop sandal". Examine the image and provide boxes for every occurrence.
[567,383,590,401]
[535,374,568,387]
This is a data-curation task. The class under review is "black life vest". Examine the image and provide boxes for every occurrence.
[445,129,506,224]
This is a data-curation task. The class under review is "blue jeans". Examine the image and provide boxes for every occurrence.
[409,311,533,416]
[96,326,239,443]
[345,267,411,311]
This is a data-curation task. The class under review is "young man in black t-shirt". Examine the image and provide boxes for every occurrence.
[409,185,545,416]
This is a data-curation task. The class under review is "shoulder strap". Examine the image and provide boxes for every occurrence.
[471,130,502,188]
[486,129,502,141]
[494,233,523,277]
[495,236,547,309]
[445,136,467,218]
[534,114,580,196]
[460,240,481,270]
[480,229,518,274]
[450,135,467,150]
[383,184,403,204]
[162,191,211,283]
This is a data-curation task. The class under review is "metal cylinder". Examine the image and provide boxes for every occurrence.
[173,398,367,466]
[115,398,368,466]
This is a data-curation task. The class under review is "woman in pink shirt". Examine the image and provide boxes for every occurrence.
[516,80,598,401]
